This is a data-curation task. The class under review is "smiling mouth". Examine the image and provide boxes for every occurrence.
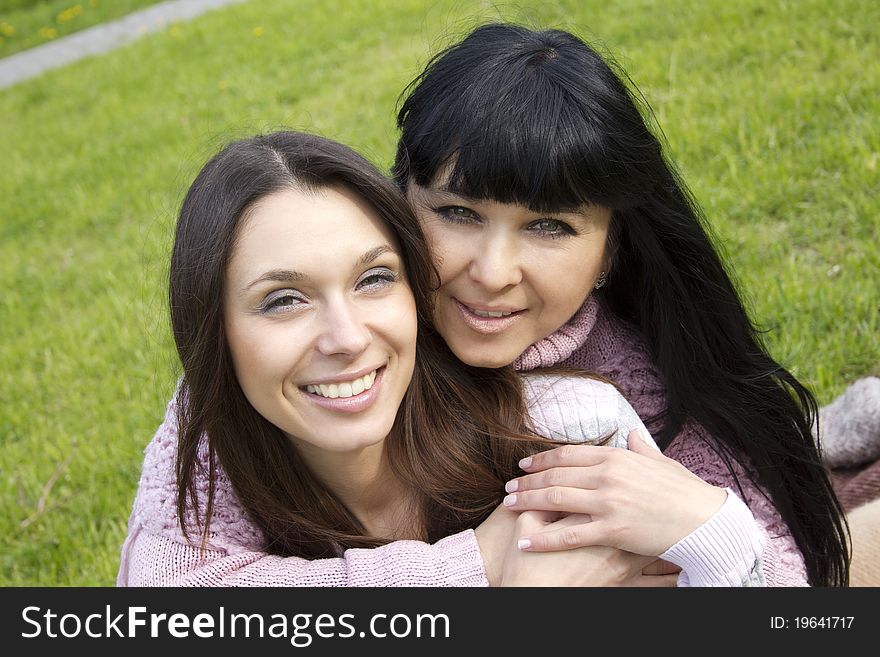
[304,370,378,399]
[457,300,524,318]
[452,299,526,335]
[468,307,514,318]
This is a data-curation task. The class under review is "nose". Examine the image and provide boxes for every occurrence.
[467,230,522,291]
[314,297,371,357]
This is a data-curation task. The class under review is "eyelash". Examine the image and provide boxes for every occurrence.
[258,268,398,315]
[356,267,398,290]
[432,205,576,240]
[260,290,307,315]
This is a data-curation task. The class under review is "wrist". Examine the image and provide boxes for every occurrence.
[473,505,519,586]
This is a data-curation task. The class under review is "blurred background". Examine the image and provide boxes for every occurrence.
[1,0,877,585]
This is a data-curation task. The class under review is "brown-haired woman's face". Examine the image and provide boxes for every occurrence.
[222,187,417,461]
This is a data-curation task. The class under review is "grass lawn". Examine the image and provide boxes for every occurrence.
[0,0,167,58]
[1,0,877,586]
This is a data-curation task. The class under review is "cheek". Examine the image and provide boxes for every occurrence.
[226,322,288,395]
[532,247,603,310]
[375,292,418,366]
[421,222,463,283]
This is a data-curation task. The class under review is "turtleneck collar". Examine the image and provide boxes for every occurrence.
[513,295,599,371]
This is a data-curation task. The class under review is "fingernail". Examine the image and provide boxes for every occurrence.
[504,479,518,493]
[503,493,517,507]
[518,456,532,469]
[517,538,531,550]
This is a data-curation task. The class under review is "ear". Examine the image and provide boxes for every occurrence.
[602,210,621,274]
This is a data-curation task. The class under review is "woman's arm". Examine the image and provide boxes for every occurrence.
[513,374,771,586]
[664,421,808,586]
[118,522,488,587]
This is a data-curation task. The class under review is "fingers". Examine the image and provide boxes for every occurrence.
[627,429,664,459]
[505,466,598,494]
[519,444,615,473]
[626,573,679,588]
[515,509,566,527]
[503,485,597,516]
[641,558,682,576]
[515,519,604,552]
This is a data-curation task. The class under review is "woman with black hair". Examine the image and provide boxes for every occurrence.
[393,22,849,586]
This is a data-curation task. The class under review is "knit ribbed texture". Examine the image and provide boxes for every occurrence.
[514,295,808,586]
[513,296,599,371]
[520,373,655,450]
[122,529,487,587]
[661,489,765,587]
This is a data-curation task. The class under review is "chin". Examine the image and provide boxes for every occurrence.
[451,344,516,369]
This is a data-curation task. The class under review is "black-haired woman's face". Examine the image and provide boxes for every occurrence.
[222,187,417,461]
[408,183,610,368]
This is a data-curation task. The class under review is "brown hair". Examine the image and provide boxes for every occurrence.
[170,131,550,558]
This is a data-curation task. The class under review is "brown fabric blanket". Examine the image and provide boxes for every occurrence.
[830,458,880,513]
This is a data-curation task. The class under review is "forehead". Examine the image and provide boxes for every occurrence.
[229,187,397,273]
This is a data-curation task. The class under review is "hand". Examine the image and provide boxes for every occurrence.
[498,511,678,587]
[503,430,728,555]
[473,504,521,586]
[642,558,682,577]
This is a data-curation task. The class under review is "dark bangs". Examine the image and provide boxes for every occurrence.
[395,24,659,213]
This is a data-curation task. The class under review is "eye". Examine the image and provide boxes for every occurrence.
[356,267,398,291]
[433,205,479,224]
[528,218,576,239]
[260,290,306,314]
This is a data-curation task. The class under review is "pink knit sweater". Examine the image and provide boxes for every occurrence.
[514,296,809,586]
[118,374,765,587]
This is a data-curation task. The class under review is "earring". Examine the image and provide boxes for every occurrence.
[594,271,608,290]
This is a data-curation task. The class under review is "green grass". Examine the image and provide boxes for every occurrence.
[0,0,166,58]
[1,0,878,585]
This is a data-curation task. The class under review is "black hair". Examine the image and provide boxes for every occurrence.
[394,23,849,586]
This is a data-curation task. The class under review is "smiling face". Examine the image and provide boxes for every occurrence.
[223,186,417,464]
[407,183,611,368]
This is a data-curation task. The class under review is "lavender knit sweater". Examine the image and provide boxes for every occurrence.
[118,373,765,587]
[514,296,809,586]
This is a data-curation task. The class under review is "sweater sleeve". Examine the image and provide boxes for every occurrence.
[664,421,809,587]
[118,522,488,587]
[660,489,765,586]
[520,373,768,587]
[520,373,655,450]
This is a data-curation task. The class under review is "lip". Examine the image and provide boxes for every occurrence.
[304,364,382,386]
[300,366,385,414]
[453,299,525,335]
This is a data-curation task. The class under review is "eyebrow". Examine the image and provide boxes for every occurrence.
[241,244,397,293]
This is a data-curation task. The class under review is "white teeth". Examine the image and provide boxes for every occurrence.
[306,370,377,399]
[471,308,513,318]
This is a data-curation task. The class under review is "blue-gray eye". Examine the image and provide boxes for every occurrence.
[530,219,576,238]
[357,268,398,290]
[261,290,305,314]
[435,206,478,224]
